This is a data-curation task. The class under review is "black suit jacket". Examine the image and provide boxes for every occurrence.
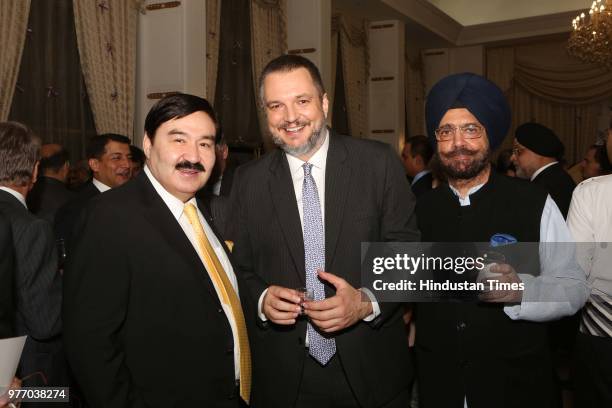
[63,172,250,408]
[0,189,62,381]
[231,132,419,408]
[532,162,575,218]
[54,181,99,253]
[0,211,14,339]
[411,172,433,198]
[27,176,75,224]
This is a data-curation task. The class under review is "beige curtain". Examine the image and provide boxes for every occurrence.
[406,56,426,137]
[206,0,221,103]
[486,40,608,163]
[73,0,138,138]
[335,14,368,138]
[250,0,286,150]
[0,0,31,121]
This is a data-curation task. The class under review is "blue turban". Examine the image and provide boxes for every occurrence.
[425,73,511,151]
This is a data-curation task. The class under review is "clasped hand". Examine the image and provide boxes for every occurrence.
[262,270,373,333]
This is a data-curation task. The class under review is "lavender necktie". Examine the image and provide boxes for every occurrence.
[302,162,336,365]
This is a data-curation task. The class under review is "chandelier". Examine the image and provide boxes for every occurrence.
[567,0,612,70]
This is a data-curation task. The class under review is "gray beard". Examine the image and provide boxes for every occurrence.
[272,124,325,158]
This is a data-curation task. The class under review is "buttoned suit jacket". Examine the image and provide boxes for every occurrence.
[231,131,419,408]
[63,172,251,408]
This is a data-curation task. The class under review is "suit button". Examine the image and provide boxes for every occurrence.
[457,322,467,331]
[218,308,223,313]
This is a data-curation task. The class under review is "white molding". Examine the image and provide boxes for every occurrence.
[457,10,581,45]
[382,0,462,44]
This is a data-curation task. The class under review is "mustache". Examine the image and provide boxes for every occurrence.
[280,120,309,128]
[441,147,480,158]
[175,161,205,172]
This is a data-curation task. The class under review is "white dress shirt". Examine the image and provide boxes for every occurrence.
[0,186,27,208]
[144,166,241,379]
[92,178,111,193]
[567,174,612,332]
[257,129,381,340]
[448,183,589,321]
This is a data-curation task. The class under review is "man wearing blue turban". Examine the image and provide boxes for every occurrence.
[414,73,588,408]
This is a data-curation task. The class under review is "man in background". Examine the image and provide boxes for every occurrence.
[581,143,612,180]
[55,133,131,253]
[511,122,576,218]
[0,121,63,388]
[27,143,75,223]
[401,134,434,197]
[567,127,612,407]
[130,145,145,178]
[0,212,14,339]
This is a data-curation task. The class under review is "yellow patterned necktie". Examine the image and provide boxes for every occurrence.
[183,203,251,403]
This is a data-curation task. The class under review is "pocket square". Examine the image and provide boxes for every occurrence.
[490,233,517,247]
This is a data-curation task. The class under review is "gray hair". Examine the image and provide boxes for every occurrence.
[0,121,41,187]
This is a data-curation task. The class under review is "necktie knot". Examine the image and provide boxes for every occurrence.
[183,203,198,225]
[303,162,313,177]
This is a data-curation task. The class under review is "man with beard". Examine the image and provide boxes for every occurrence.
[63,94,251,407]
[415,73,588,408]
[230,55,419,408]
[567,127,612,407]
[511,122,576,218]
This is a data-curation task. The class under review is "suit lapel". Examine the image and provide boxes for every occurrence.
[324,132,350,272]
[268,150,306,285]
[137,174,221,307]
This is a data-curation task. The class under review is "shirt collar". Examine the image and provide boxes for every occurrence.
[0,186,27,209]
[286,127,330,176]
[92,178,111,193]
[144,165,197,221]
[531,161,558,181]
[448,182,485,206]
[411,170,431,186]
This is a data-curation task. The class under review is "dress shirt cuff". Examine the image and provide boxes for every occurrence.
[258,288,269,321]
[360,287,381,322]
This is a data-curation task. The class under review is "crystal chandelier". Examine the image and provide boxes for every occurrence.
[567,0,612,70]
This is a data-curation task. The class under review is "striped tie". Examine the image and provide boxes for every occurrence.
[183,204,252,402]
[581,293,612,338]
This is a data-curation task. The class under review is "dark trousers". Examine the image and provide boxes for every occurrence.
[573,332,612,408]
[295,352,411,408]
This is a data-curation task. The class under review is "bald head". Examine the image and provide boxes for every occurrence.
[39,143,70,182]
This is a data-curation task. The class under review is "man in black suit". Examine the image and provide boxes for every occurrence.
[401,135,434,197]
[231,55,419,408]
[0,121,63,385]
[63,94,251,407]
[27,143,75,223]
[511,122,576,218]
[0,212,14,339]
[54,133,131,253]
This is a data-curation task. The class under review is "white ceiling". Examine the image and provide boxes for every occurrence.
[426,0,586,26]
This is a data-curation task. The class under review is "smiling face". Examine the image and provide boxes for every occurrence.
[143,111,217,202]
[436,108,490,180]
[262,67,329,161]
[88,140,131,188]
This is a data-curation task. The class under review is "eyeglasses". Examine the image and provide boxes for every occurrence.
[434,123,484,141]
